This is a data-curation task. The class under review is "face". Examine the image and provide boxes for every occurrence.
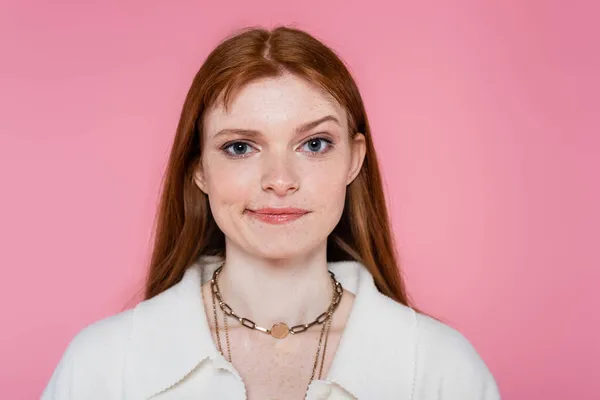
[194,73,366,260]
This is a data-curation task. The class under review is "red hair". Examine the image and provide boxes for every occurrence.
[144,26,414,308]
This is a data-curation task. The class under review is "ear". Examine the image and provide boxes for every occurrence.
[193,161,208,194]
[347,132,366,185]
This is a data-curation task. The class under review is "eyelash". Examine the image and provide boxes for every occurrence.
[220,136,335,159]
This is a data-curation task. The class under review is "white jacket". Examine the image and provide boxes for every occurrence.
[42,257,500,399]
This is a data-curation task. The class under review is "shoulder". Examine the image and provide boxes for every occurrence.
[42,308,135,399]
[413,312,501,399]
[66,307,134,354]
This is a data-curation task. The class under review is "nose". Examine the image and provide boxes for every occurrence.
[260,152,300,196]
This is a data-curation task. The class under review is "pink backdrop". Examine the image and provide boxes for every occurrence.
[1,1,598,398]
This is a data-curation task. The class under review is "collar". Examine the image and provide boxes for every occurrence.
[127,256,417,399]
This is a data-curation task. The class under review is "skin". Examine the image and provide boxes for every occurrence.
[194,72,366,399]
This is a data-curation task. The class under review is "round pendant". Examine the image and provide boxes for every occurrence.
[270,322,290,339]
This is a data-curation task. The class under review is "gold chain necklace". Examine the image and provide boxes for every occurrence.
[210,263,343,383]
[210,264,343,339]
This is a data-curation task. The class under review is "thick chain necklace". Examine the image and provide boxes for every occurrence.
[210,264,343,339]
[210,262,344,383]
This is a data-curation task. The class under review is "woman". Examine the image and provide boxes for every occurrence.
[42,26,500,399]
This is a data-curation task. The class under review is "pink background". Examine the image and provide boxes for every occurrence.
[1,1,598,398]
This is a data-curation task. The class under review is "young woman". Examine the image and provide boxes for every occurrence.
[43,26,500,399]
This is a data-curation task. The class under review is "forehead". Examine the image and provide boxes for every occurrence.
[203,74,347,137]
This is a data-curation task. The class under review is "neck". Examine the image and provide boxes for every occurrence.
[215,243,334,329]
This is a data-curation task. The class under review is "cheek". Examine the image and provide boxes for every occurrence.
[301,162,348,212]
[303,172,347,238]
[204,158,256,209]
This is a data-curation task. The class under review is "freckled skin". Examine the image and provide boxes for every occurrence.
[194,73,365,399]
[195,73,363,261]
[201,282,355,399]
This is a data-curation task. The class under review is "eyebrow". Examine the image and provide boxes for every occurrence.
[211,115,340,140]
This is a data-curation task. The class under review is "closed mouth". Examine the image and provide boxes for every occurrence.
[245,208,310,224]
[248,208,310,215]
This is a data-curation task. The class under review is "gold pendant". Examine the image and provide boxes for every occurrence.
[270,322,290,339]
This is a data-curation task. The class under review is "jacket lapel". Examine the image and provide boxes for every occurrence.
[326,261,418,399]
[125,264,216,399]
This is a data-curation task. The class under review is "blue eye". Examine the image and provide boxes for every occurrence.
[224,142,253,156]
[302,138,332,153]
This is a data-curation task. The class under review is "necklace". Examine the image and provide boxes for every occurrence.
[210,262,344,383]
[210,264,343,339]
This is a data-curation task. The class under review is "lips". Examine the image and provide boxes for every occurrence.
[250,207,309,215]
[246,207,310,225]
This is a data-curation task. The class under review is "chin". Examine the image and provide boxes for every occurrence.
[251,241,320,261]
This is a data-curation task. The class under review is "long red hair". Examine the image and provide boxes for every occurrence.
[144,26,414,308]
